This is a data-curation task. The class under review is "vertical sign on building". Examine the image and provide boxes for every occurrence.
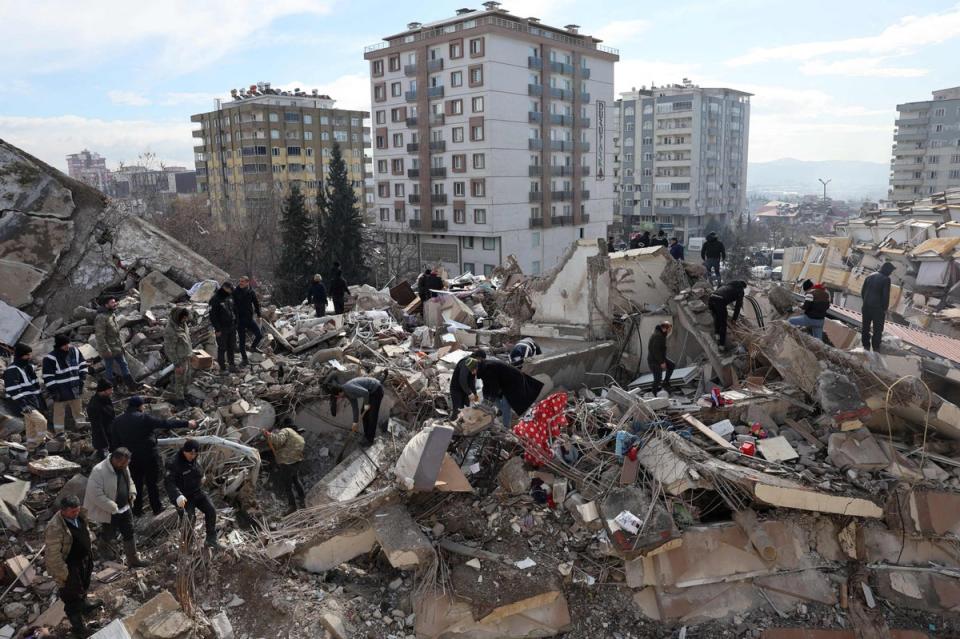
[596,100,606,181]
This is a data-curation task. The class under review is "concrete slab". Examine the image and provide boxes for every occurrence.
[371,504,434,569]
[305,439,389,506]
[295,524,376,573]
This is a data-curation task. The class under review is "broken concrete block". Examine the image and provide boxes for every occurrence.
[320,613,350,639]
[827,429,890,471]
[295,524,376,573]
[210,611,234,639]
[48,473,86,513]
[601,486,678,559]
[371,504,435,569]
[0,477,29,510]
[27,455,80,478]
[139,271,186,313]
[497,456,529,495]
[456,405,495,435]
[885,489,960,536]
[305,439,388,506]
[394,423,454,491]
[874,568,960,613]
[817,371,868,422]
[636,435,709,495]
[122,590,180,635]
[139,609,194,639]
[757,436,799,462]
[89,619,133,638]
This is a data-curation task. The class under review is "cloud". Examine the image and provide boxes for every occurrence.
[727,4,960,66]
[1,0,334,76]
[798,57,928,78]
[108,90,151,107]
[591,19,650,46]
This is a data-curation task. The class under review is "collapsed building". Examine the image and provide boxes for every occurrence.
[1,140,959,639]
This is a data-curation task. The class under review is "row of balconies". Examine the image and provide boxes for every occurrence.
[406,141,447,153]
[406,167,448,178]
[528,139,591,152]
[527,84,591,102]
[404,59,445,77]
[407,193,449,205]
[408,218,448,231]
[528,190,591,202]
[528,165,591,177]
[527,57,591,78]
[405,86,446,102]
[528,112,591,127]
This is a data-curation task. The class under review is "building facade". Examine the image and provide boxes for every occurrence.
[890,86,960,202]
[66,149,113,193]
[614,82,750,242]
[364,3,618,277]
[191,83,370,229]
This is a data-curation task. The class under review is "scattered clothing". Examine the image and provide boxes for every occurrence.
[513,392,569,466]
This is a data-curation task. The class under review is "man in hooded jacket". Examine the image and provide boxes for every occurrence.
[861,262,896,351]
[209,282,238,373]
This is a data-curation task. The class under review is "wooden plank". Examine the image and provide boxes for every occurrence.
[682,413,736,450]
[753,484,883,518]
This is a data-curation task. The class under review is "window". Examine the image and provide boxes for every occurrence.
[473,153,485,169]
[334,131,348,142]
[287,146,301,155]
[462,237,474,249]
[470,124,484,141]
[472,96,484,113]
[482,238,495,250]
[374,84,386,102]
[531,232,540,247]
[378,183,390,198]
[306,148,313,157]
[320,116,329,125]
[951,155,960,163]
[452,127,464,142]
[303,115,313,125]
[284,112,300,122]
[454,182,466,196]
[304,131,314,140]
[936,124,944,132]
[450,99,463,115]
[928,155,940,164]
[394,208,405,222]
[388,55,400,72]
[451,71,463,87]
[379,207,389,221]
[452,154,466,171]
[271,147,280,156]
[270,129,280,139]
[474,208,487,224]
[393,132,403,147]
[391,82,402,97]
[469,37,483,57]
[930,171,938,179]
[372,60,384,76]
[454,208,466,223]
[391,158,404,174]
[469,65,483,86]
[375,110,386,125]
[471,179,485,197]
[394,183,405,197]
[269,113,279,122]
[286,130,300,140]
[463,261,475,273]
[950,170,960,179]
[935,108,946,117]
[450,41,463,59]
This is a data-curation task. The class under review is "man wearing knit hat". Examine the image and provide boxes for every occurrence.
[42,334,88,436]
[165,439,220,548]
[86,379,115,459]
[3,343,47,450]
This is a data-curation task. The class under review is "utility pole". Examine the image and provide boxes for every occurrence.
[818,178,831,201]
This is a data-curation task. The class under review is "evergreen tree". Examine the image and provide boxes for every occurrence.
[275,185,313,305]
[723,213,753,282]
[315,143,367,283]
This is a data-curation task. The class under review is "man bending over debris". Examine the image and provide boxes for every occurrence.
[861,262,895,351]
[708,280,746,350]
[478,358,545,430]
[450,350,486,419]
[42,333,87,437]
[45,495,101,637]
[331,376,385,447]
[209,281,239,373]
[3,343,47,450]
[166,439,220,548]
[111,396,197,517]
[83,448,149,569]
[86,379,115,459]
[788,279,830,340]
[648,321,675,395]
[95,295,138,390]
[510,337,541,368]
[262,419,306,515]
[163,307,193,409]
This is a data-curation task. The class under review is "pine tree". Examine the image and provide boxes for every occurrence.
[723,213,753,282]
[315,143,367,283]
[275,185,313,305]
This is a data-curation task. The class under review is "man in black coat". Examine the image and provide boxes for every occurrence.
[478,358,544,429]
[165,439,220,548]
[708,281,746,349]
[233,276,262,364]
[85,379,115,459]
[306,274,328,316]
[647,321,675,394]
[111,396,196,516]
[701,232,726,286]
[209,281,239,373]
[328,266,349,315]
[860,262,895,351]
[449,350,486,419]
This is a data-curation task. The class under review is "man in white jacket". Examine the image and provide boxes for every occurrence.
[82,448,149,568]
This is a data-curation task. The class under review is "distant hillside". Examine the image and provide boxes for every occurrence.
[748,158,888,200]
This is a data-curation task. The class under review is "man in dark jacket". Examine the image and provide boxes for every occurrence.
[416,268,432,303]
[209,281,239,373]
[648,321,675,394]
[789,279,830,340]
[629,233,641,250]
[654,230,668,247]
[708,281,747,349]
[233,276,262,364]
[638,231,651,248]
[111,396,196,516]
[478,358,545,430]
[44,495,100,637]
[701,232,726,286]
[331,376,384,447]
[307,274,328,316]
[861,262,896,351]
[510,337,541,367]
[4,343,48,450]
[86,379,115,459]
[165,439,220,548]
[449,350,486,419]
[669,238,684,261]
[329,269,349,315]
[42,334,88,436]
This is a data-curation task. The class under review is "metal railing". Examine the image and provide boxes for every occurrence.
[429,140,446,152]
[529,191,543,202]
[427,86,444,98]
[407,168,420,178]
[405,90,418,102]
[551,215,573,225]
[431,218,448,231]
[406,116,418,127]
[430,167,447,178]
[427,58,444,72]
[408,194,421,204]
[406,142,420,152]
[430,193,448,204]
[404,64,417,76]
[529,217,544,227]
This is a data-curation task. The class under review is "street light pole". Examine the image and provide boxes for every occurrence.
[818,178,831,201]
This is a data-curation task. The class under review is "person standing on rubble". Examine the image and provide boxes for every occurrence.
[42,334,88,438]
[329,268,349,316]
[262,419,306,514]
[478,358,545,430]
[701,232,726,286]
[669,237,684,261]
[510,337,541,368]
[330,376,385,447]
[209,281,239,373]
[3,343,48,451]
[788,279,830,340]
[44,495,102,637]
[647,321,675,395]
[165,439,220,548]
[306,274,328,317]
[416,268,432,303]
[450,350,487,419]
[83,447,149,569]
[708,280,746,350]
[95,295,139,390]
[860,262,896,351]
[86,379,115,459]
[234,276,263,364]
[111,396,197,518]
[163,307,193,409]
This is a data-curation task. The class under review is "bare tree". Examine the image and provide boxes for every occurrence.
[370,230,420,288]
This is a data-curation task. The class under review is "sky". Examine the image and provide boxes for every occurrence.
[1,0,959,172]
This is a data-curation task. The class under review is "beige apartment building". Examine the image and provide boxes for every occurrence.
[191,83,371,228]
[364,2,618,277]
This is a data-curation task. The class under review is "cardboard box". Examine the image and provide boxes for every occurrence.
[190,349,213,370]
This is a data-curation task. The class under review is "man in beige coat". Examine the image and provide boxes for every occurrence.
[82,448,148,567]
[44,495,101,637]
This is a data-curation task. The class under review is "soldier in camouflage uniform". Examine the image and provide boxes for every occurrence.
[163,307,193,409]
[95,296,138,390]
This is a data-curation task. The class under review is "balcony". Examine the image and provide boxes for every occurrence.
[529,191,543,202]
[529,165,542,176]
[427,58,444,72]
[894,178,923,186]
[528,84,543,97]
[192,129,204,138]
[429,113,445,126]
[580,92,591,103]
[577,117,591,128]
[429,140,446,152]
[551,190,574,201]
[407,168,420,178]
[581,214,590,224]
[581,190,590,200]
[409,218,422,229]
[549,87,572,100]
[550,61,574,75]
[193,145,206,153]
[430,218,448,231]
[578,141,591,152]
[896,132,926,141]
[529,217,544,227]
[548,140,571,151]
[548,166,573,176]
[404,64,418,77]
[430,167,447,178]
[580,67,591,79]
[430,193,448,204]
[529,111,543,123]
[408,194,421,204]
[405,90,418,102]
[406,142,420,152]
[581,166,591,176]
[529,139,543,150]
[406,116,418,127]
[528,56,542,69]
[551,215,573,225]
[896,116,928,126]
[427,86,444,98]
[550,114,574,126]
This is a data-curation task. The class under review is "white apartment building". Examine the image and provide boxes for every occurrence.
[614,82,751,241]
[890,86,960,202]
[364,2,618,276]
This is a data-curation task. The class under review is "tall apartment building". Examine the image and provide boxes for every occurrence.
[890,86,960,202]
[614,82,750,242]
[191,83,371,228]
[364,2,618,277]
[66,149,113,193]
